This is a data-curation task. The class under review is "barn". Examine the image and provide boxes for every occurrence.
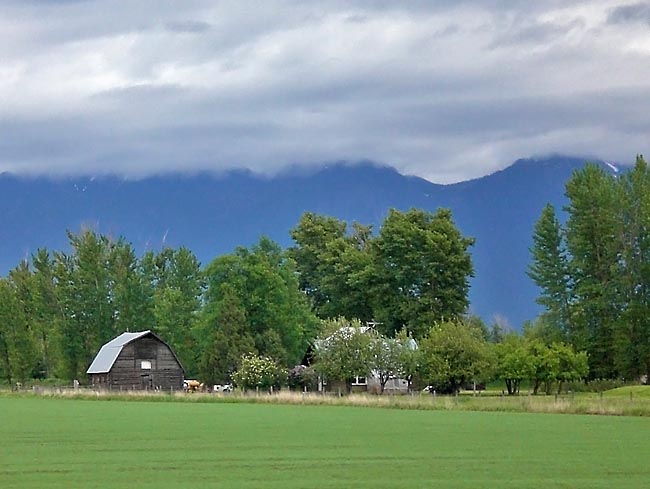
[87,330,184,391]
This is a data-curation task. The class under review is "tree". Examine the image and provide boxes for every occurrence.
[313,318,374,393]
[146,247,203,376]
[395,328,419,393]
[53,230,118,379]
[317,224,375,321]
[495,334,535,395]
[523,316,567,346]
[564,164,620,378]
[524,338,588,395]
[526,338,559,395]
[531,162,644,380]
[30,249,64,378]
[370,334,405,394]
[290,209,473,339]
[108,240,154,334]
[204,237,318,367]
[289,212,348,314]
[290,214,374,321]
[613,156,650,381]
[0,276,38,383]
[528,203,572,338]
[418,319,492,394]
[551,342,589,394]
[371,208,474,338]
[199,284,256,385]
[529,156,650,381]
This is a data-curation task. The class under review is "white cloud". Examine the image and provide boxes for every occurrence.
[0,0,647,183]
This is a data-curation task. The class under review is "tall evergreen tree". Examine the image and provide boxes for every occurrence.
[204,237,318,367]
[199,284,255,384]
[528,204,572,338]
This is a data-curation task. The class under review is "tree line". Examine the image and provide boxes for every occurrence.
[223,317,588,396]
[529,155,650,382]
[0,207,475,386]
[3,152,647,391]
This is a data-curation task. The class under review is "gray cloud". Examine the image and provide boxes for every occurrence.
[165,20,212,34]
[0,1,647,183]
[490,18,586,48]
[607,2,650,24]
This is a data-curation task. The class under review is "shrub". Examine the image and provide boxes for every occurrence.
[565,378,633,393]
[288,365,318,391]
[232,355,287,392]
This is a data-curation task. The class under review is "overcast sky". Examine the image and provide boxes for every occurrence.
[0,1,648,183]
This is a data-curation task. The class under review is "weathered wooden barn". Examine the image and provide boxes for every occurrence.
[86,331,184,391]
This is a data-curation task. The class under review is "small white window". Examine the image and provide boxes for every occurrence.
[141,360,152,370]
[352,376,367,385]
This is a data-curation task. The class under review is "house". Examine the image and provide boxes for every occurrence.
[306,325,416,394]
[87,330,184,391]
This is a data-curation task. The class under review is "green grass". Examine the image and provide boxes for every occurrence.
[603,386,650,398]
[2,397,650,488]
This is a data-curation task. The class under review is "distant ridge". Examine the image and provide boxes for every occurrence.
[0,156,617,327]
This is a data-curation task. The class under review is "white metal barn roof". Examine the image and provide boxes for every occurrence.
[86,331,153,374]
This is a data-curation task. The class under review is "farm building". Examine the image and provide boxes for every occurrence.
[305,325,417,394]
[87,331,184,391]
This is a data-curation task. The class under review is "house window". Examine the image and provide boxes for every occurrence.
[141,360,152,370]
[352,376,367,385]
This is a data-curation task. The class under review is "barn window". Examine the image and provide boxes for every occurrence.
[141,360,152,370]
[352,376,367,385]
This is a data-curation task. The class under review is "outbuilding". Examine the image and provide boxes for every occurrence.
[87,330,184,391]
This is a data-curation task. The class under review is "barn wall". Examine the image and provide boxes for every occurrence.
[104,336,183,391]
[324,379,368,394]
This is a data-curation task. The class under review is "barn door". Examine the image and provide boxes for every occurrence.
[141,373,153,390]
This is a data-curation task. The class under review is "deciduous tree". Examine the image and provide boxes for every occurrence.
[371,208,474,338]
[418,319,492,394]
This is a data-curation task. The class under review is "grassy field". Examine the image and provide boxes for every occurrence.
[2,396,650,488]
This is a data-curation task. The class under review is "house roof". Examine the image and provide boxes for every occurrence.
[315,326,418,350]
[86,330,163,374]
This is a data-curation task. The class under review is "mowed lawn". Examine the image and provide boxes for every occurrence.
[1,397,649,488]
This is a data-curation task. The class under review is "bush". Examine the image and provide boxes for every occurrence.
[565,378,634,393]
[288,365,318,391]
[232,355,287,392]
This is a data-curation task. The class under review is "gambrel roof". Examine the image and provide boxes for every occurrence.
[86,330,183,374]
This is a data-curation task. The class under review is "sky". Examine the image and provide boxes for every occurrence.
[0,0,648,184]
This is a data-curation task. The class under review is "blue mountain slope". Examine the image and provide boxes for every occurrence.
[0,156,613,327]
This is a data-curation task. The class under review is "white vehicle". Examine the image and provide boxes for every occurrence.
[213,383,234,393]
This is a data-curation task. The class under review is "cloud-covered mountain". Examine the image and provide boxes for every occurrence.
[0,155,615,327]
[1,2,647,183]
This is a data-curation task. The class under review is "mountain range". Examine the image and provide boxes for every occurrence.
[0,155,617,328]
